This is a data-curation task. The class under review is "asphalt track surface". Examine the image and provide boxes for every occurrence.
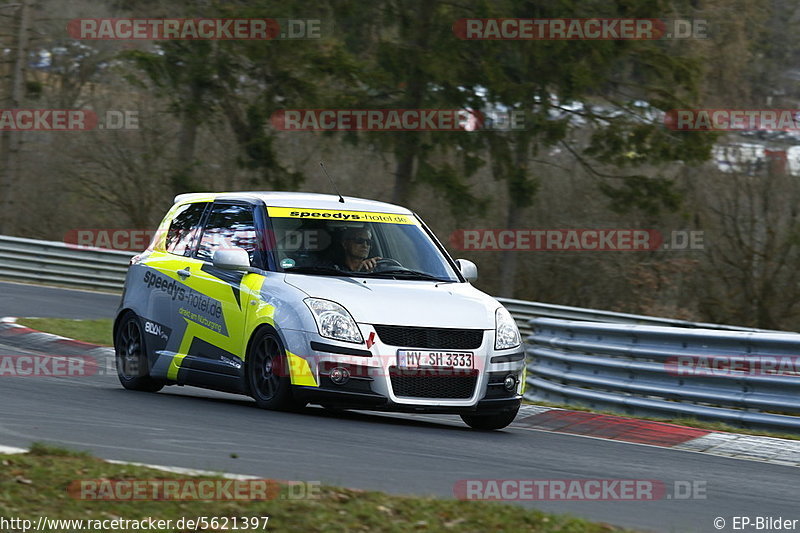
[0,281,120,319]
[0,280,797,533]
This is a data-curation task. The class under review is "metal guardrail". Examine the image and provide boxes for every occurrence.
[497,297,773,337]
[0,235,134,291]
[2,234,798,430]
[525,318,800,432]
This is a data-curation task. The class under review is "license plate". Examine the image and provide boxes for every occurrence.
[397,351,473,369]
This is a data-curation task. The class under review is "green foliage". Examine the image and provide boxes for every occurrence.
[416,161,488,216]
[438,0,715,216]
[587,121,717,167]
[114,0,716,216]
[27,442,90,458]
[598,175,682,215]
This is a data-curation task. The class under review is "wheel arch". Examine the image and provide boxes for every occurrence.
[113,308,136,341]
[242,321,284,396]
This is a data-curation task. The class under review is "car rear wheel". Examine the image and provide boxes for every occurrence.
[247,328,304,411]
[460,405,519,430]
[114,311,164,392]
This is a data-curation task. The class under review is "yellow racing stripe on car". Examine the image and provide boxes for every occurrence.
[287,351,318,387]
[166,353,187,381]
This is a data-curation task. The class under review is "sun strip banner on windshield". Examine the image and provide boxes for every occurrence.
[266,207,418,225]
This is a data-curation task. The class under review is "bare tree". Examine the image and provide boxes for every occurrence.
[692,159,800,329]
[0,0,31,234]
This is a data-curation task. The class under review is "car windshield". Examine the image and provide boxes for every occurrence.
[267,207,460,282]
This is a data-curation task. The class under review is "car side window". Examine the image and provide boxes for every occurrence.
[196,203,258,263]
[165,202,208,256]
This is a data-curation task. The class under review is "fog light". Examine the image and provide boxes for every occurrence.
[503,374,517,391]
[330,367,350,385]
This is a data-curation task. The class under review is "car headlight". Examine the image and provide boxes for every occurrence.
[495,306,521,350]
[304,298,364,344]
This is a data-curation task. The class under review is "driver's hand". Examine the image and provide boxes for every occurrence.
[359,256,382,272]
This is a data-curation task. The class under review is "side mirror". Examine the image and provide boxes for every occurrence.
[213,248,252,271]
[455,259,478,282]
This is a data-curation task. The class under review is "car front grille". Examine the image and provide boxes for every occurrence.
[388,367,478,399]
[374,325,484,349]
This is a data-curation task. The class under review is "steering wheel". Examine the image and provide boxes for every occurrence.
[372,258,404,272]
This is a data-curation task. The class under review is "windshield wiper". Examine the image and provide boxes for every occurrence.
[368,268,452,282]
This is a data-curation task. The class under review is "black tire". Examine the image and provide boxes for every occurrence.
[114,311,164,392]
[460,405,519,430]
[247,328,304,411]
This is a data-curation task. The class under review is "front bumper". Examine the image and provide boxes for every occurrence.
[282,324,525,413]
[292,386,521,414]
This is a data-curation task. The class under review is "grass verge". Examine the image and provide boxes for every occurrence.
[0,444,627,533]
[15,318,113,347]
[524,400,800,441]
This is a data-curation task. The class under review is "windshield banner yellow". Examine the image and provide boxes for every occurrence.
[267,207,417,225]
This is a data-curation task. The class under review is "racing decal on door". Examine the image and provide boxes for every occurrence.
[143,270,186,301]
[143,270,228,335]
[200,263,246,310]
[176,291,227,336]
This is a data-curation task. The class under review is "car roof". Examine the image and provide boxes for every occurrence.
[173,191,413,215]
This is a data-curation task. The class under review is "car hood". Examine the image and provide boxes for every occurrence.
[283,274,498,328]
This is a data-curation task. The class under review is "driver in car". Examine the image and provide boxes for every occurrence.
[336,227,382,272]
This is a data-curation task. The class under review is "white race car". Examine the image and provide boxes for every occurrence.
[114,192,524,429]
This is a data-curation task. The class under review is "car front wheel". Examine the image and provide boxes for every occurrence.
[247,328,304,411]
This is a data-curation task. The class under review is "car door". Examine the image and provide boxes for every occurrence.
[136,201,210,368]
[170,200,266,393]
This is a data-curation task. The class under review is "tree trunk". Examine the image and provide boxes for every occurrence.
[390,0,433,205]
[498,203,522,297]
[177,108,199,171]
[498,140,530,297]
[172,80,202,193]
[392,135,416,204]
[0,0,30,235]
